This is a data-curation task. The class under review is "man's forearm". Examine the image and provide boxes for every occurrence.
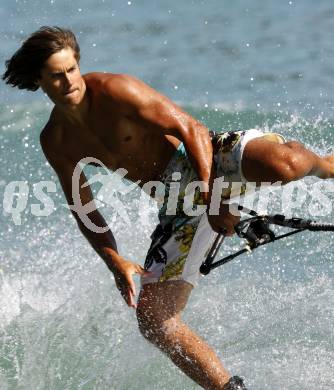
[75,212,120,272]
[182,123,214,204]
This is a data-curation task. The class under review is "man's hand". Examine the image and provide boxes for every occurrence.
[111,256,150,308]
[207,203,240,236]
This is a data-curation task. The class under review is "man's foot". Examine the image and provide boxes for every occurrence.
[222,376,248,390]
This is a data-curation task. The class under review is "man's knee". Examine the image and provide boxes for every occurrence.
[279,140,313,181]
[284,140,306,152]
[136,280,192,345]
[243,138,312,183]
[136,305,178,346]
[136,305,157,343]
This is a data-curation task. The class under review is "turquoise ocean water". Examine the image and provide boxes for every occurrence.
[0,1,334,389]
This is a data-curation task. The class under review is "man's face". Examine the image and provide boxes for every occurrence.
[37,47,85,106]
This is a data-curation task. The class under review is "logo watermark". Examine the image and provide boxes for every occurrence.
[2,157,334,231]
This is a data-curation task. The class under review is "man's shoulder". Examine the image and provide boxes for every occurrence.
[84,71,139,86]
[84,72,144,99]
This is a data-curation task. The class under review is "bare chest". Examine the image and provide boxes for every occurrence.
[61,114,172,182]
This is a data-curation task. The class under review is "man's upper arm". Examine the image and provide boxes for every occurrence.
[103,75,214,198]
[104,74,200,139]
[40,132,94,211]
[40,131,118,255]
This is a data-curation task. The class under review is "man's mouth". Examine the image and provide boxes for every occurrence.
[63,88,78,95]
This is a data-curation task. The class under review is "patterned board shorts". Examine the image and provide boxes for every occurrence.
[141,129,285,287]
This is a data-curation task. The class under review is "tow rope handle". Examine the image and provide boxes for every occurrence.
[200,208,334,276]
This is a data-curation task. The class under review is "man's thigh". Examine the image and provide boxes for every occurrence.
[137,280,193,322]
[241,136,296,183]
[213,129,285,184]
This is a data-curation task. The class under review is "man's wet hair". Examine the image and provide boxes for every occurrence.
[2,26,80,91]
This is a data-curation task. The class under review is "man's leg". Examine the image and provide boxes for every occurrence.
[242,138,334,183]
[136,280,231,390]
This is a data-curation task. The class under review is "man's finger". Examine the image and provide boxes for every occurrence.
[135,265,151,276]
[120,288,128,303]
[129,278,136,297]
[120,286,135,308]
[125,267,139,296]
[127,288,137,308]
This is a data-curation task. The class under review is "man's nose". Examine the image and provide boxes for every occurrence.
[64,72,73,86]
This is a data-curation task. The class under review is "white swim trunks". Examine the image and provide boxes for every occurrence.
[141,129,285,287]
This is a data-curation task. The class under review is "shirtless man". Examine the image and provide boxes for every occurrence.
[3,27,334,390]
